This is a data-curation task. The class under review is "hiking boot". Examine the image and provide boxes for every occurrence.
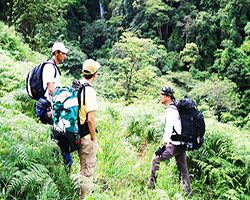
[184,186,191,197]
[147,177,156,189]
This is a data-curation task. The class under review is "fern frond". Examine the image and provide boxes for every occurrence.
[221,189,240,200]
[7,145,33,168]
[6,170,24,195]
[245,175,250,192]
[21,163,50,192]
[36,178,60,200]
[71,173,82,190]
[7,163,52,197]
[194,159,213,173]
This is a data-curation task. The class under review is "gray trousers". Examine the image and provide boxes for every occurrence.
[149,144,191,192]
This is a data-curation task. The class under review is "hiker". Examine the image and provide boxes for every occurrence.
[43,41,69,118]
[78,59,100,199]
[147,86,191,196]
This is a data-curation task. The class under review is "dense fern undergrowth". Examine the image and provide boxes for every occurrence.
[0,27,250,200]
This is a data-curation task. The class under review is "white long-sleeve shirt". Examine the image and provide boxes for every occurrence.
[162,103,182,145]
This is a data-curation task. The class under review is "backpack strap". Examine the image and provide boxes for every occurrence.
[77,82,92,138]
[168,101,178,112]
[44,59,60,78]
[168,101,180,135]
[42,60,60,94]
[77,82,92,110]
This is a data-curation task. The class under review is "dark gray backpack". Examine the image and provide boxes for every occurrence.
[171,98,205,150]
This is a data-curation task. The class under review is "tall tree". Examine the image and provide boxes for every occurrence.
[193,11,218,69]
[218,0,249,46]
[144,0,172,40]
[179,42,200,70]
[0,0,9,23]
[212,40,250,120]
[8,0,74,50]
[65,0,90,41]
[212,40,250,91]
[105,32,167,101]
[189,76,240,121]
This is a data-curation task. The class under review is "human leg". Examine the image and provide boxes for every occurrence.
[78,138,97,199]
[148,145,175,188]
[175,148,191,195]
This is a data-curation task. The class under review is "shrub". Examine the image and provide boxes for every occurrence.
[61,41,87,79]
[0,22,33,61]
[189,75,240,121]
[122,101,164,148]
[188,120,250,199]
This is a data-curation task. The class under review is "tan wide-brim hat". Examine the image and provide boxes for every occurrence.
[82,59,101,75]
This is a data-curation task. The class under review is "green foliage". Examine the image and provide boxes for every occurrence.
[65,1,90,41]
[188,119,250,199]
[0,22,33,61]
[218,0,249,46]
[80,19,111,57]
[212,40,250,90]
[211,40,250,123]
[6,0,75,52]
[1,9,250,200]
[240,40,250,54]
[61,41,87,79]
[0,92,77,199]
[101,32,168,102]
[180,42,201,70]
[189,75,240,121]
[144,0,172,40]
[14,89,36,118]
[193,11,218,68]
[124,103,164,147]
[164,71,200,92]
[0,67,20,97]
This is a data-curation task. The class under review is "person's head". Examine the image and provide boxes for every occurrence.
[160,86,175,105]
[52,42,69,64]
[82,59,101,80]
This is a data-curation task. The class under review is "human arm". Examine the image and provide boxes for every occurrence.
[43,63,61,96]
[162,107,179,145]
[47,82,56,95]
[87,111,96,141]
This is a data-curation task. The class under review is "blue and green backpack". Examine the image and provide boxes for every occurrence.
[51,81,91,153]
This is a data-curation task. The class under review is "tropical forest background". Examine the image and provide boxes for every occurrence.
[0,0,249,199]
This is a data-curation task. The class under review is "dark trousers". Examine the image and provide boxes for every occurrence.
[149,144,191,192]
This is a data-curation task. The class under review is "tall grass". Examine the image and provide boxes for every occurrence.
[0,22,249,199]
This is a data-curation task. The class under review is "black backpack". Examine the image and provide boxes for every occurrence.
[26,61,57,100]
[171,98,205,150]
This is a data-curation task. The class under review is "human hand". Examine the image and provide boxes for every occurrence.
[47,110,52,118]
[155,145,166,156]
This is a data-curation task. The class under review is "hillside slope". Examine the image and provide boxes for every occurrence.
[0,25,249,200]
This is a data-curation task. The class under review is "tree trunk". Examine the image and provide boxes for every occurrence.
[125,64,134,101]
[166,23,169,37]
[8,0,13,26]
[158,25,162,40]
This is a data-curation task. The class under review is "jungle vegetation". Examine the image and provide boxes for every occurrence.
[0,0,249,199]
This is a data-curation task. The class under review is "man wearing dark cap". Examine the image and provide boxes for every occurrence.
[147,86,191,196]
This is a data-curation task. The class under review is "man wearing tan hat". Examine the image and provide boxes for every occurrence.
[78,59,100,199]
